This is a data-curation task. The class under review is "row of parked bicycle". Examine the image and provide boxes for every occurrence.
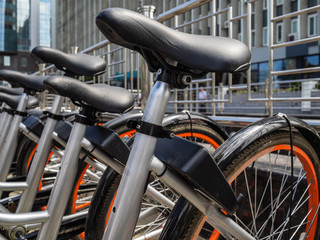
[0,7,318,240]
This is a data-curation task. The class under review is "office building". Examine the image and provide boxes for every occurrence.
[0,0,54,73]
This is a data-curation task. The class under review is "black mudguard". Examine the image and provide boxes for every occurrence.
[106,111,229,140]
[213,113,320,171]
[155,136,237,215]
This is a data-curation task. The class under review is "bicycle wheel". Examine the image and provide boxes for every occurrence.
[85,123,225,240]
[160,131,320,240]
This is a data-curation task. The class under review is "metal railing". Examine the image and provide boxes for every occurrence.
[32,0,320,117]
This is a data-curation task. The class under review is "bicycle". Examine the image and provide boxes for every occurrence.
[0,48,229,238]
[88,7,320,240]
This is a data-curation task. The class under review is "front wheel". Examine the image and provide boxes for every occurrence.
[160,131,320,240]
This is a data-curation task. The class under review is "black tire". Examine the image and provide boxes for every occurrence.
[160,131,320,240]
[84,123,226,240]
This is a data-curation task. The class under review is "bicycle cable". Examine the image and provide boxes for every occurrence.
[282,114,294,239]
[183,110,193,139]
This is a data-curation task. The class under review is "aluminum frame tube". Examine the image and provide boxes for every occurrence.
[0,94,28,183]
[103,81,170,240]
[36,121,87,239]
[17,95,64,213]
[0,113,13,154]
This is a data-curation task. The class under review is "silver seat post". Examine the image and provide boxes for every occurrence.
[103,80,171,240]
[36,118,87,239]
[16,95,64,213]
[0,94,29,185]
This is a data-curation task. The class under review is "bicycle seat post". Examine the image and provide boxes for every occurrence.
[103,70,170,240]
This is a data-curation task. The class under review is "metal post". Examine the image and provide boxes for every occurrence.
[268,0,274,116]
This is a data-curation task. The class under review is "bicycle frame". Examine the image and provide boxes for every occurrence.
[103,79,254,240]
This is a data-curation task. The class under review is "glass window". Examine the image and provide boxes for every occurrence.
[286,58,296,70]
[251,63,258,82]
[262,10,268,27]
[251,14,255,29]
[21,56,27,67]
[251,31,255,48]
[291,18,298,33]
[259,62,269,82]
[291,0,298,12]
[276,0,283,5]
[263,0,267,10]
[263,27,268,46]
[274,60,284,71]
[308,14,318,37]
[304,55,319,68]
[308,0,318,7]
[4,56,10,66]
[276,5,283,17]
[276,22,283,43]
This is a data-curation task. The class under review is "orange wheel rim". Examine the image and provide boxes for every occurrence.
[227,144,319,239]
[72,164,90,213]
[176,132,220,149]
[120,130,136,138]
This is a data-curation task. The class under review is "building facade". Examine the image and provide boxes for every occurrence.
[55,0,319,83]
[0,0,53,73]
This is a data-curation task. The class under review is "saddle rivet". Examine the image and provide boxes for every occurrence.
[157,68,162,75]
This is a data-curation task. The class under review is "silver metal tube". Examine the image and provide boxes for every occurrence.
[268,0,274,116]
[0,181,28,191]
[271,35,320,49]
[19,123,40,143]
[0,113,13,155]
[0,111,7,134]
[145,185,175,210]
[103,81,170,240]
[0,210,50,225]
[80,137,124,174]
[17,95,63,213]
[0,94,28,183]
[271,4,320,22]
[37,122,87,239]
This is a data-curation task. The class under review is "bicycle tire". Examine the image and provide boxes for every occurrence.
[160,131,320,240]
[84,123,225,240]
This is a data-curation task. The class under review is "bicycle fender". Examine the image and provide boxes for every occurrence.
[106,111,228,140]
[162,111,229,140]
[213,113,320,171]
[155,136,238,215]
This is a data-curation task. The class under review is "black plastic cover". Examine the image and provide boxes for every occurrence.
[54,121,73,143]
[154,136,237,215]
[22,115,44,138]
[85,125,129,165]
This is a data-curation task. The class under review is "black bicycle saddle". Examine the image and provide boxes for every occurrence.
[0,70,46,93]
[31,46,107,77]
[0,92,39,110]
[44,76,134,113]
[96,8,251,73]
[0,86,24,95]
